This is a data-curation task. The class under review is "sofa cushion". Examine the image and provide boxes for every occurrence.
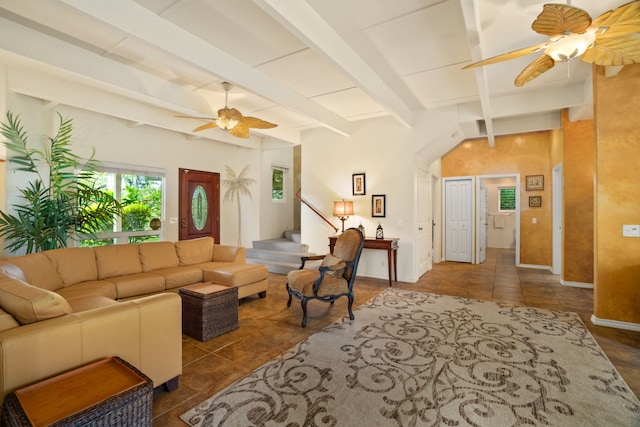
[203,263,269,287]
[55,280,117,301]
[0,307,19,331]
[152,266,203,289]
[65,295,119,312]
[45,247,98,286]
[138,242,180,272]
[0,277,73,325]
[94,244,143,279]
[109,273,166,299]
[175,237,214,265]
[0,254,64,291]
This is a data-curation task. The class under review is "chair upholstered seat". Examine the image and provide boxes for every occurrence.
[287,270,348,297]
[286,228,364,327]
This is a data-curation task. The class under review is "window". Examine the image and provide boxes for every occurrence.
[498,187,516,211]
[272,165,286,201]
[79,164,165,246]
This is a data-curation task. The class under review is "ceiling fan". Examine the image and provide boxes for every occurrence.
[463,1,640,86]
[177,81,277,138]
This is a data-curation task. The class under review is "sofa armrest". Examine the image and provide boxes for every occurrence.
[213,244,246,263]
[0,293,182,404]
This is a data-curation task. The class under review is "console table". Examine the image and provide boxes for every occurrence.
[329,236,399,286]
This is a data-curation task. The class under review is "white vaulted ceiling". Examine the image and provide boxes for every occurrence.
[0,0,631,147]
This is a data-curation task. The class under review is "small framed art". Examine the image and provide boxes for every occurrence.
[526,175,544,191]
[352,173,366,195]
[529,196,542,207]
[372,194,386,217]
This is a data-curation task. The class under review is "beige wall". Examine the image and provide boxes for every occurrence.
[442,133,552,266]
[562,110,595,285]
[594,64,640,325]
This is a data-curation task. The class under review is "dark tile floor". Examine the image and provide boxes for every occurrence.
[152,248,640,426]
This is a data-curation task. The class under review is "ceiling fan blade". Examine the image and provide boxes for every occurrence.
[193,122,218,132]
[463,42,548,69]
[240,117,278,129]
[514,55,555,86]
[228,124,250,138]
[590,1,640,38]
[582,33,640,65]
[175,115,211,120]
[531,4,592,36]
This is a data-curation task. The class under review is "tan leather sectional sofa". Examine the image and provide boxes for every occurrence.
[0,236,268,405]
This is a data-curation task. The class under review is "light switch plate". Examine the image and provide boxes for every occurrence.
[622,224,640,237]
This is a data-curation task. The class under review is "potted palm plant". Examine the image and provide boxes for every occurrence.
[0,111,121,254]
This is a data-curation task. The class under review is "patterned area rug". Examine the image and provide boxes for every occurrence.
[181,288,640,426]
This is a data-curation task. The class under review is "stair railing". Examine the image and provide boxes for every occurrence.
[296,189,339,233]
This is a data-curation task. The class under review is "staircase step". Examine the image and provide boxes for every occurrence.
[283,230,301,243]
[248,233,314,275]
[251,238,308,252]
[246,258,301,275]
[246,248,311,264]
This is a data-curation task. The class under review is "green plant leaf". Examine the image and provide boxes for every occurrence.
[0,111,122,253]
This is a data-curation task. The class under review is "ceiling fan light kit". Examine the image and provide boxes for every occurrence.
[545,32,596,62]
[177,81,277,138]
[463,1,640,86]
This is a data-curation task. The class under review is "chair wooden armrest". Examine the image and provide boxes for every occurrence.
[299,255,326,269]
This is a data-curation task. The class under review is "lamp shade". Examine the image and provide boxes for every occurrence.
[333,200,354,217]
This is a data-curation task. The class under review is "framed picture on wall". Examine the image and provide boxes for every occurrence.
[525,175,544,191]
[529,196,542,207]
[352,173,366,195]
[372,194,386,217]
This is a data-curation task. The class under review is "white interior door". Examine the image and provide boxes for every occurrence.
[552,164,563,275]
[417,168,432,277]
[479,183,488,264]
[444,178,473,263]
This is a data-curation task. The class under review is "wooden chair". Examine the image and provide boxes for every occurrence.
[286,228,364,327]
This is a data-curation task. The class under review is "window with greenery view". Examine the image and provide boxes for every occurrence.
[79,167,164,246]
[272,167,284,201]
[498,187,516,211]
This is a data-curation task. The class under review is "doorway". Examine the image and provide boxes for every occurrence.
[552,164,563,275]
[443,177,474,263]
[178,168,220,242]
[417,167,433,277]
[476,174,520,266]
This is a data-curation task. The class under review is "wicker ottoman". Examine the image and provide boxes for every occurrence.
[179,282,239,341]
[1,357,152,427]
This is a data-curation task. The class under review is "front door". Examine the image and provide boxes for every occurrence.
[179,168,220,242]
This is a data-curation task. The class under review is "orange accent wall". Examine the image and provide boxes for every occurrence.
[593,64,640,324]
[562,111,595,284]
[442,132,552,266]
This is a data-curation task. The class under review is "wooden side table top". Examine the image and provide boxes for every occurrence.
[181,282,230,296]
[13,357,147,427]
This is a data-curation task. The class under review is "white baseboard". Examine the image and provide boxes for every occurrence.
[591,315,640,332]
[561,280,594,289]
[517,263,551,270]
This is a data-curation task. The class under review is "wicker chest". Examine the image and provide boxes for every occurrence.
[1,357,153,427]
[179,282,239,341]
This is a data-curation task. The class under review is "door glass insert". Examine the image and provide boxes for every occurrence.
[191,185,208,230]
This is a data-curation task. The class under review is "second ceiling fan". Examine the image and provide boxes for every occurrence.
[464,1,640,86]
[178,81,277,138]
